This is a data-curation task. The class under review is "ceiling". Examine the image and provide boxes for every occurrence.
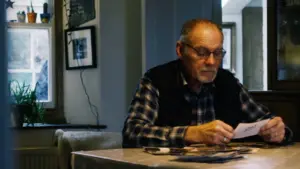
[222,0,262,14]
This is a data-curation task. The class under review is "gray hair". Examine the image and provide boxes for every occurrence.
[179,19,224,43]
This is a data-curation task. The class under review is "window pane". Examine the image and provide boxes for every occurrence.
[7,30,31,69]
[8,73,32,88]
[32,0,49,5]
[7,0,49,6]
[8,28,50,102]
[32,29,49,72]
[6,6,28,22]
[36,61,49,101]
[277,0,300,80]
[6,0,52,23]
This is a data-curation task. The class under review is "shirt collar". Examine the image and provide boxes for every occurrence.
[181,72,188,86]
[180,71,216,89]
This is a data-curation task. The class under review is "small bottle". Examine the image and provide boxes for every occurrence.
[40,2,50,23]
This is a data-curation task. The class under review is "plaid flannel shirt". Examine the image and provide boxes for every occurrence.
[123,75,293,147]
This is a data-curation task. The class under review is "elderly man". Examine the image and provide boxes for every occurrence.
[122,19,293,148]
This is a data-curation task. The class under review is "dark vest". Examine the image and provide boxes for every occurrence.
[145,59,247,129]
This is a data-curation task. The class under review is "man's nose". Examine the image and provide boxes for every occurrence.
[205,53,216,65]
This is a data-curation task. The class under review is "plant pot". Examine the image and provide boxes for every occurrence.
[27,12,37,23]
[11,104,32,127]
[17,14,26,23]
[40,13,50,23]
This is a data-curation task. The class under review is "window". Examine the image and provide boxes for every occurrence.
[7,0,55,108]
[6,0,53,23]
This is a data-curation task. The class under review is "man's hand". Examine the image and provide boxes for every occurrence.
[259,117,285,143]
[184,120,234,145]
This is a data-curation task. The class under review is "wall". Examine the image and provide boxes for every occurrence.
[63,0,100,125]
[63,0,221,132]
[63,0,142,132]
[222,0,263,85]
[242,7,264,90]
[143,0,222,71]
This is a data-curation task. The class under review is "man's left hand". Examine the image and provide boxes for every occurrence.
[259,117,285,143]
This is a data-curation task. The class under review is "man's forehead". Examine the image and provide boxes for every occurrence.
[190,24,221,37]
[185,24,221,44]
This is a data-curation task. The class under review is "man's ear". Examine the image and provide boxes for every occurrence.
[176,41,184,59]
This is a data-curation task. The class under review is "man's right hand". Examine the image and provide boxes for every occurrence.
[184,120,234,145]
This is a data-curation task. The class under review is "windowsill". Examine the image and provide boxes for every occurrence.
[11,123,107,130]
[7,22,53,28]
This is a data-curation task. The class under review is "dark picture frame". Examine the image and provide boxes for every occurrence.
[69,0,96,28]
[268,0,300,90]
[65,26,96,70]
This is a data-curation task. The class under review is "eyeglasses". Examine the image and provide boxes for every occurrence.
[182,42,226,60]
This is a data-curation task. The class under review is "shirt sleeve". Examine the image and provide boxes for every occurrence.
[239,82,273,122]
[238,81,293,144]
[122,76,188,148]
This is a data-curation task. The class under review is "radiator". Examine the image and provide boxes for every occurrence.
[14,147,58,169]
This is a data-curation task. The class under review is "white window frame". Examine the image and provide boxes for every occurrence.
[7,22,55,108]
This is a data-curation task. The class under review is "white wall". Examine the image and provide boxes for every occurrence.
[222,14,243,82]
[63,0,142,132]
[222,0,252,14]
[63,0,101,125]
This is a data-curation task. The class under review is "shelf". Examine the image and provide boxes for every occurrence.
[6,22,53,28]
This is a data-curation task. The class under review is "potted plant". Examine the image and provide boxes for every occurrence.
[27,1,37,23]
[9,80,45,127]
[17,11,26,23]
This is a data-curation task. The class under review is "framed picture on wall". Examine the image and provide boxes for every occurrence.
[68,0,96,28]
[222,22,236,73]
[65,26,97,70]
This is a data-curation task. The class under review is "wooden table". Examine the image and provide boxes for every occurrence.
[71,143,300,169]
